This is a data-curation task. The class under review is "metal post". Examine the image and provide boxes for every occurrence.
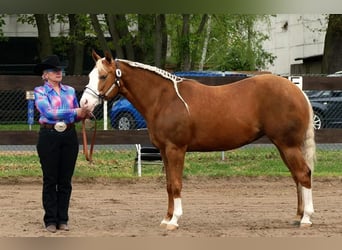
[26,90,35,131]
[288,76,303,90]
[103,100,108,130]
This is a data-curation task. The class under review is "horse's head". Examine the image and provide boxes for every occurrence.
[80,50,120,112]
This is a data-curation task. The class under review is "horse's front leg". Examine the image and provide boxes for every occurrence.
[159,146,186,231]
[160,180,176,227]
[158,149,172,226]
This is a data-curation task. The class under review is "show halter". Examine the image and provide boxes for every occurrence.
[81,60,122,162]
[100,59,122,99]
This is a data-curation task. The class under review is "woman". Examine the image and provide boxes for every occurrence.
[34,55,90,233]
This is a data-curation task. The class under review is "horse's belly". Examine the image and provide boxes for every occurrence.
[187,128,262,151]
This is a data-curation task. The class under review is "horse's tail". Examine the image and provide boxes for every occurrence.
[302,92,316,174]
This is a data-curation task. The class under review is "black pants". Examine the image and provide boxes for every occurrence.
[37,127,79,227]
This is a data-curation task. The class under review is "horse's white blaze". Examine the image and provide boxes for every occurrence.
[80,67,100,112]
[300,187,314,225]
[167,198,183,227]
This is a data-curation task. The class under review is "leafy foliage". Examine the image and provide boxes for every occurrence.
[166,14,276,71]
[0,14,8,41]
[8,14,276,72]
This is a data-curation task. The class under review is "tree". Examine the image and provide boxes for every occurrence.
[12,14,275,74]
[154,14,167,68]
[136,14,156,64]
[167,14,210,71]
[106,14,124,58]
[33,14,53,59]
[166,14,274,71]
[90,14,168,68]
[0,14,6,41]
[68,14,86,75]
[17,14,94,74]
[89,14,111,56]
[322,14,342,74]
[197,14,210,70]
[204,14,275,71]
[179,14,191,71]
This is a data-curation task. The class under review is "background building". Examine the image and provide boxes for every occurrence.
[259,14,328,75]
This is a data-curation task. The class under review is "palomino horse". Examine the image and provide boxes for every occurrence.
[80,51,316,230]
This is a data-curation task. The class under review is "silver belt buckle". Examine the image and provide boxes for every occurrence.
[54,121,67,132]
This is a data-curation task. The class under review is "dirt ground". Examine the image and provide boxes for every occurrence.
[0,176,342,237]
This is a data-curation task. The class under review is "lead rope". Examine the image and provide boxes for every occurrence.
[82,113,97,162]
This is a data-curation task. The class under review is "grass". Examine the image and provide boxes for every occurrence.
[0,123,41,131]
[0,147,341,179]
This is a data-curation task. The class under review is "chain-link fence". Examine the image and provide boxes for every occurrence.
[1,74,342,152]
[0,89,121,151]
[0,89,115,126]
[306,90,342,130]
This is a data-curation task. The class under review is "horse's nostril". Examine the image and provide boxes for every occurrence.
[80,99,88,107]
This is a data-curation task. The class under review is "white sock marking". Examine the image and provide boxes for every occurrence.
[301,187,314,225]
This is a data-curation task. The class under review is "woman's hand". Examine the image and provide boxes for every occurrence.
[76,106,92,119]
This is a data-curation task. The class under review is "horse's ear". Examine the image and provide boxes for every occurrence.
[104,51,113,64]
[92,49,101,62]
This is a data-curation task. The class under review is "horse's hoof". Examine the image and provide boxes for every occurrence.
[300,223,312,228]
[160,218,170,228]
[160,222,168,228]
[166,224,179,231]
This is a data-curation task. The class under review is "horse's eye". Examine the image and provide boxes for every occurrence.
[99,75,107,80]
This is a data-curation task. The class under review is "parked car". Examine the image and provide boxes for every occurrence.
[110,96,146,130]
[327,71,342,77]
[307,90,342,129]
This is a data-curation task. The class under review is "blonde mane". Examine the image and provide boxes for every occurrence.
[118,59,189,113]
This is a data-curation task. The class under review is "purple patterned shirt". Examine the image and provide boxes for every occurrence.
[34,81,80,124]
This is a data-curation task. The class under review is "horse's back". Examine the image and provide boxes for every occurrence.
[176,74,310,151]
[181,74,308,125]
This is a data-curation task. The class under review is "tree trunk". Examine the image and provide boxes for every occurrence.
[68,14,85,75]
[190,14,209,70]
[116,15,135,60]
[89,14,112,56]
[34,14,53,60]
[246,17,255,70]
[105,14,125,58]
[322,14,342,74]
[199,15,211,70]
[180,14,191,71]
[105,14,135,60]
[154,14,167,68]
[137,14,155,63]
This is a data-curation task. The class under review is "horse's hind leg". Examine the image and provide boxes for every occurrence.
[278,150,304,223]
[295,182,304,223]
[278,146,314,227]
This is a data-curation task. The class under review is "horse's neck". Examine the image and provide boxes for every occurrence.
[120,66,173,119]
[119,60,189,116]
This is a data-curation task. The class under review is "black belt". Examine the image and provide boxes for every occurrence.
[40,123,75,131]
